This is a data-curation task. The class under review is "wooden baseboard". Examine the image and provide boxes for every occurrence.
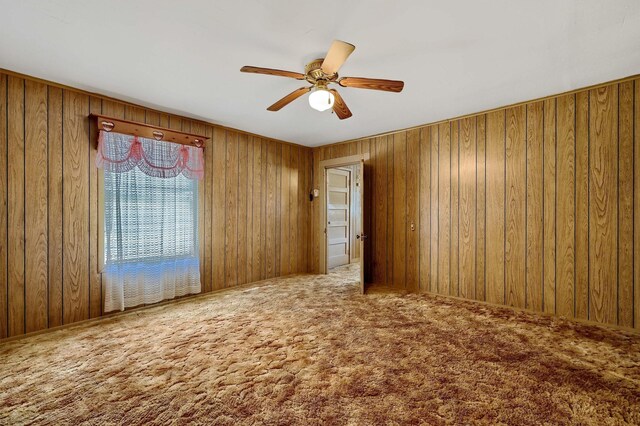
[364,281,638,334]
[5,273,636,345]
[0,273,312,345]
[413,287,640,335]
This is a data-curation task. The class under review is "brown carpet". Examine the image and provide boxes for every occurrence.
[1,264,639,425]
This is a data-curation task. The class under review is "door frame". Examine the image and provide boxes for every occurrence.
[318,153,370,276]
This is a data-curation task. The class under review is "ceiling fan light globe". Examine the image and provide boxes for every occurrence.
[308,89,335,112]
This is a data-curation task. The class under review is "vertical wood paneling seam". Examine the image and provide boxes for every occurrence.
[634,80,636,327]
[457,121,461,297]
[574,93,578,317]
[477,119,481,299]
[555,97,558,314]
[262,141,266,278]
[389,137,393,284]
[250,139,254,279]
[587,90,591,320]
[272,144,276,277]
[427,133,431,290]
[450,123,453,295]
[423,131,433,291]
[61,91,64,321]
[420,131,432,291]
[525,105,528,309]
[237,133,240,284]
[475,118,478,300]
[457,121,460,296]
[224,131,227,287]
[418,131,421,289]
[276,145,279,277]
[3,77,7,334]
[273,145,276,277]
[617,84,620,325]
[504,111,507,305]
[437,129,440,292]
[264,141,267,279]
[87,101,95,314]
[244,135,250,282]
[402,134,410,288]
[371,142,380,284]
[22,81,26,332]
[523,107,528,309]
[3,77,10,334]
[484,117,487,301]
[391,137,394,285]
[275,145,278,277]
[428,131,433,290]
[406,133,408,289]
[542,102,545,312]
[258,138,264,279]
[87,95,90,316]
[46,86,50,327]
[249,137,253,280]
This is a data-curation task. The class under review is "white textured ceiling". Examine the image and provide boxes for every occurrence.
[1,0,640,146]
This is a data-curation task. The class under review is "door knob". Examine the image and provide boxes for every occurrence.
[359,234,368,240]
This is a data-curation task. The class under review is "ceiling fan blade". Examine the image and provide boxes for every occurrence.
[321,40,355,75]
[339,77,404,93]
[240,66,305,80]
[329,89,352,120]
[267,87,311,111]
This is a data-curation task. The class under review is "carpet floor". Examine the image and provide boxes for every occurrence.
[1,265,639,425]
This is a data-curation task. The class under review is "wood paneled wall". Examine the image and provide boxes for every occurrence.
[0,71,312,340]
[3,68,638,338]
[312,77,640,330]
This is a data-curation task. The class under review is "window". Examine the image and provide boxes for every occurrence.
[103,168,198,265]
[97,131,204,312]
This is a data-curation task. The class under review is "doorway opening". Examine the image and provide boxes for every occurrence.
[318,153,369,293]
[326,165,361,267]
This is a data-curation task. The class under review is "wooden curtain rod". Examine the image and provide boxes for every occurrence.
[90,114,209,147]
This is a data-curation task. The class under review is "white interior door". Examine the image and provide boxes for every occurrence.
[326,168,350,269]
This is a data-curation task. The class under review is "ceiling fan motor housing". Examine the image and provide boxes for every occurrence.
[305,58,338,85]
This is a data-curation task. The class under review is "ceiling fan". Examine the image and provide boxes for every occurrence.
[240,40,404,120]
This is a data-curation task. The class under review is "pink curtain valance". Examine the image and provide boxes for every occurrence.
[96,131,204,180]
